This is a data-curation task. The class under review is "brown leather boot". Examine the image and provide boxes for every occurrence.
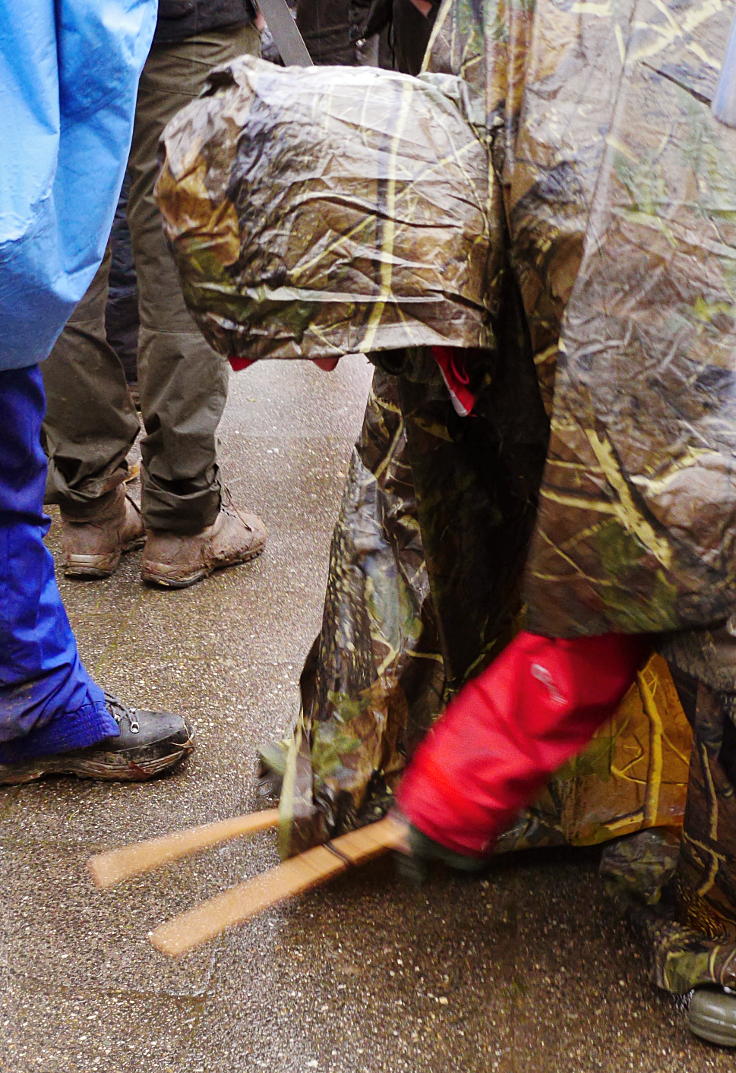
[60,486,144,579]
[141,503,267,588]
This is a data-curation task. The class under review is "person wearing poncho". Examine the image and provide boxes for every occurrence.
[155,0,736,1044]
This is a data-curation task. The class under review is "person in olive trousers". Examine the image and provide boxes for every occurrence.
[42,0,267,589]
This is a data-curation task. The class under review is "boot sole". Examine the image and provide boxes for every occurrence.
[0,736,194,785]
[688,990,736,1047]
[141,544,265,590]
[64,535,146,580]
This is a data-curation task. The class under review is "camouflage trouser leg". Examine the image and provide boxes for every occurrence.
[602,626,736,993]
[275,366,448,856]
[673,654,736,941]
[273,349,546,857]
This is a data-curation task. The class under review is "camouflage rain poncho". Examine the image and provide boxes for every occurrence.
[157,0,736,636]
[156,0,736,993]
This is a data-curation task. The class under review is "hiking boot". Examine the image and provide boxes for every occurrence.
[60,485,144,579]
[141,503,267,589]
[0,693,194,785]
[687,986,736,1047]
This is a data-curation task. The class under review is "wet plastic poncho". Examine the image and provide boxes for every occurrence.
[155,0,729,831]
[157,0,736,994]
[158,1,736,640]
[0,0,156,371]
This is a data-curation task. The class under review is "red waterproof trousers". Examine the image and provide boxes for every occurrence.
[397,631,647,857]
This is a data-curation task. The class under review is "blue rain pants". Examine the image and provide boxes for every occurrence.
[0,365,119,763]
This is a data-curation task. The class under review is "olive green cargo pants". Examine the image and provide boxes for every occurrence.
[43,24,260,534]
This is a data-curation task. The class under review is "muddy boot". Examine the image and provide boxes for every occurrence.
[141,502,267,588]
[0,693,194,784]
[60,485,144,579]
[687,987,736,1047]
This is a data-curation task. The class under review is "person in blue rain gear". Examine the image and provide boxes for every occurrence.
[0,0,193,784]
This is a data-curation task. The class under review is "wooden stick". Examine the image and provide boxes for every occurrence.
[149,814,406,957]
[88,808,280,889]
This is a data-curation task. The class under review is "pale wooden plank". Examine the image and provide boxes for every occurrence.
[149,815,405,957]
[88,808,280,889]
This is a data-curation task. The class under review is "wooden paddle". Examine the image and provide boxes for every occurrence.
[149,814,406,957]
[88,808,280,889]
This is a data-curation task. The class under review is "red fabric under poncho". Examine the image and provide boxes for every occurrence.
[397,631,647,857]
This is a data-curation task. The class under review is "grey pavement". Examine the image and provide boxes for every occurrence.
[0,359,731,1072]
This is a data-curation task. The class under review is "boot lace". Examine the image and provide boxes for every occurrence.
[104,691,140,734]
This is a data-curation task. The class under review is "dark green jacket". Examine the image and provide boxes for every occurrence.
[154,0,254,44]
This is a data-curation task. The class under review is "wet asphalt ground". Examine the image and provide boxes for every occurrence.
[0,358,733,1072]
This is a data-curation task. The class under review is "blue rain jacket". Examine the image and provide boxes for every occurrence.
[0,0,156,371]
